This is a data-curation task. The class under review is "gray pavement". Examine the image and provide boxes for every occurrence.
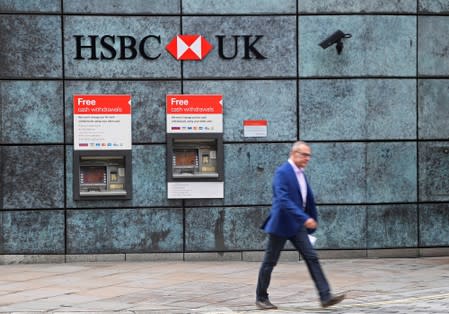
[0,256,448,313]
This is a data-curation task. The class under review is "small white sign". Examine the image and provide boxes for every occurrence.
[243,120,268,137]
[167,182,224,199]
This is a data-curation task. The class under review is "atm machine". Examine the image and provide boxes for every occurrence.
[72,94,132,200]
[73,150,132,200]
[166,94,224,199]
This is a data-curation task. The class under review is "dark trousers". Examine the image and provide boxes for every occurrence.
[256,227,331,302]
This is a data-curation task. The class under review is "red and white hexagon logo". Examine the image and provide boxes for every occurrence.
[166,34,213,60]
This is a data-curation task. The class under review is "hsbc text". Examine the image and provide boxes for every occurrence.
[73,35,267,60]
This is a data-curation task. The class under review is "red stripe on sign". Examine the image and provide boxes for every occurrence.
[166,94,223,114]
[73,95,131,115]
[244,120,268,126]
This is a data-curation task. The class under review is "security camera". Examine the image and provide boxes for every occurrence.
[319,30,352,54]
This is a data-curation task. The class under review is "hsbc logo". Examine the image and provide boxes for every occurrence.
[166,35,213,60]
[73,34,266,61]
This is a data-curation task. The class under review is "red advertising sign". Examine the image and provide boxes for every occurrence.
[73,94,132,150]
[166,94,223,133]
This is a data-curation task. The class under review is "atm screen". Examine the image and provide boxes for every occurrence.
[80,166,106,184]
[174,150,197,166]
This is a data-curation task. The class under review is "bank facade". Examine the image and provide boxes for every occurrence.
[1,0,448,263]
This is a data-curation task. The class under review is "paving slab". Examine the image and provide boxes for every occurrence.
[0,257,448,313]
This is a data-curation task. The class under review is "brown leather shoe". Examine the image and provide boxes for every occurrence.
[321,293,345,308]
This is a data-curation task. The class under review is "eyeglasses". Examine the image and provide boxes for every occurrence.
[294,151,312,158]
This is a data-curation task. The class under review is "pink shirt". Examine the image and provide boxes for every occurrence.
[288,159,307,206]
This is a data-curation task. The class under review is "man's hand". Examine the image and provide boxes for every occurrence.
[304,218,317,229]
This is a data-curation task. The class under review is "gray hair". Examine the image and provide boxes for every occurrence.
[290,141,309,153]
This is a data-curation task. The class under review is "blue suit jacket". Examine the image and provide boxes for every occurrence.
[261,161,318,237]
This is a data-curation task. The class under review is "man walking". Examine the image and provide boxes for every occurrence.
[256,141,345,310]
